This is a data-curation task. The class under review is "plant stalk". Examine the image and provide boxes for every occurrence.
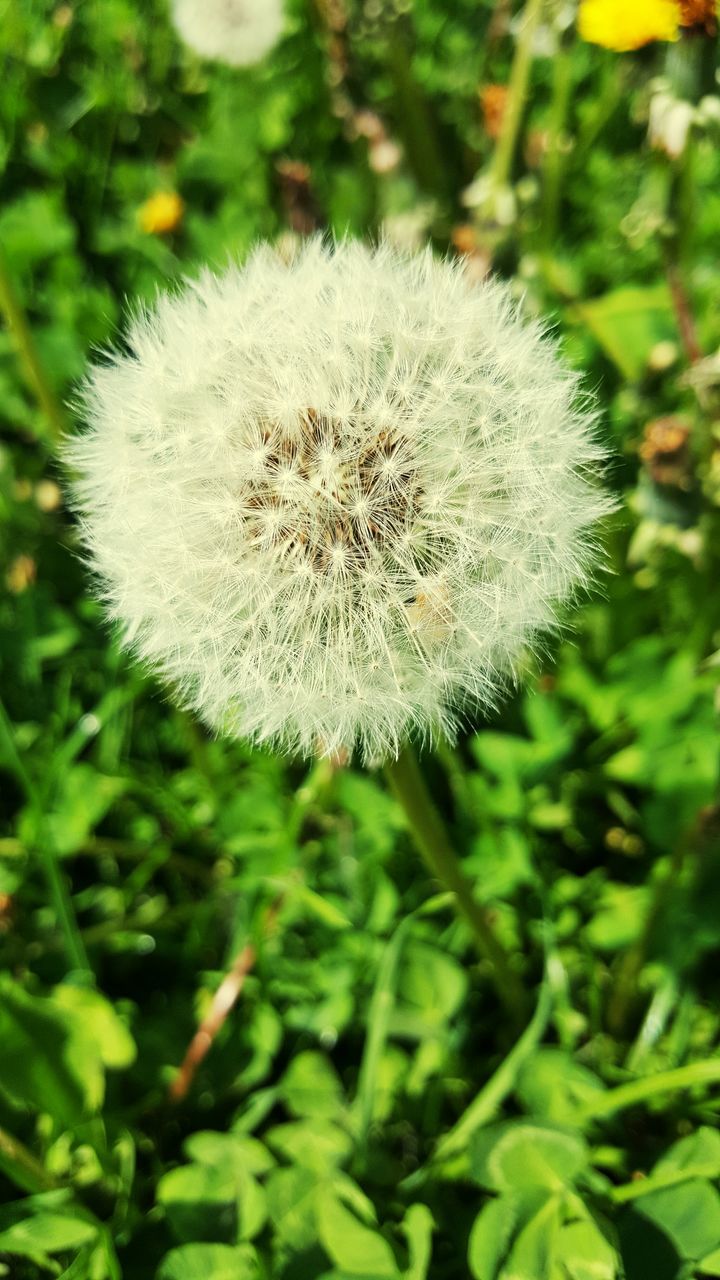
[607,830,694,1037]
[384,19,450,200]
[540,28,574,247]
[385,744,525,1017]
[0,241,66,444]
[489,0,545,191]
[0,1124,58,1194]
[583,1057,720,1121]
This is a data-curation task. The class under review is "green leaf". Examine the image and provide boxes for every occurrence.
[515,1051,606,1128]
[557,1218,620,1280]
[0,192,75,271]
[0,981,99,1124]
[185,1132,275,1177]
[468,1191,549,1280]
[157,1244,261,1280]
[265,1120,352,1172]
[634,1179,720,1261]
[157,1149,267,1246]
[279,1051,345,1120]
[42,765,126,857]
[264,1166,320,1252]
[585,886,648,952]
[653,1127,720,1181]
[0,1213,97,1261]
[315,1188,400,1278]
[471,1124,590,1193]
[570,285,674,380]
[397,941,468,1026]
[503,1193,563,1279]
[400,1204,434,1280]
[699,1246,720,1277]
[333,773,404,858]
[51,986,136,1071]
[156,1165,237,1245]
[288,883,352,930]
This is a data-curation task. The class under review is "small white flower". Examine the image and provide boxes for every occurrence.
[171,0,284,67]
[67,240,612,763]
[648,86,695,159]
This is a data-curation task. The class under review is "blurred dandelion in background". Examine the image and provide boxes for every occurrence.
[138,190,185,236]
[66,240,612,765]
[578,0,681,50]
[170,0,285,66]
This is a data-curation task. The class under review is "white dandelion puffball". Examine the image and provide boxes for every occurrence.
[68,240,611,763]
[171,0,284,66]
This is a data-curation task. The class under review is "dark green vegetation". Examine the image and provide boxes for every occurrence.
[1,0,720,1276]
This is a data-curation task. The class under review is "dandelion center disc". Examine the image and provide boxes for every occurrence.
[240,408,423,579]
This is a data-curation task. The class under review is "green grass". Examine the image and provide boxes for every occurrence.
[1,1,720,1277]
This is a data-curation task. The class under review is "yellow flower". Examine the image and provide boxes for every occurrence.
[139,191,185,235]
[578,0,681,50]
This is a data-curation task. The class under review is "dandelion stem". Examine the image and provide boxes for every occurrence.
[0,242,66,444]
[489,0,545,192]
[385,744,525,1017]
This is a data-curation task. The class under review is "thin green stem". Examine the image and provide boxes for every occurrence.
[0,1123,58,1194]
[0,242,67,444]
[384,20,450,200]
[433,969,552,1166]
[611,1163,720,1206]
[582,1058,720,1122]
[489,0,545,191]
[574,56,624,160]
[355,914,413,1148]
[0,698,91,976]
[607,830,694,1037]
[540,30,574,247]
[385,744,525,1017]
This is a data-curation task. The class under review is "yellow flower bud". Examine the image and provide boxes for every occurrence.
[139,191,185,236]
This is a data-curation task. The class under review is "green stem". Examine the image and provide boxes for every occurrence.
[385,744,525,1017]
[0,698,91,976]
[433,969,552,1166]
[582,1058,720,1122]
[355,914,413,1148]
[0,1124,58,1194]
[384,21,450,200]
[540,29,574,247]
[574,55,623,161]
[611,1163,720,1206]
[489,0,545,191]
[607,835,692,1037]
[0,242,66,444]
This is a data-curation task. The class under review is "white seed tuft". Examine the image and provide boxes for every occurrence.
[171,0,284,67]
[66,240,613,762]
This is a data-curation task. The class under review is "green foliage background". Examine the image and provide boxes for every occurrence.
[1,0,720,1277]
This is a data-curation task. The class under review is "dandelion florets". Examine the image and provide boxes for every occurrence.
[577,0,680,51]
[171,0,284,66]
[67,240,612,763]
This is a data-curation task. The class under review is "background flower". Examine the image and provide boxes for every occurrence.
[171,0,285,66]
[578,0,680,50]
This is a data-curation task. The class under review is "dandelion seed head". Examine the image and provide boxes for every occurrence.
[67,240,613,762]
[171,0,284,66]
